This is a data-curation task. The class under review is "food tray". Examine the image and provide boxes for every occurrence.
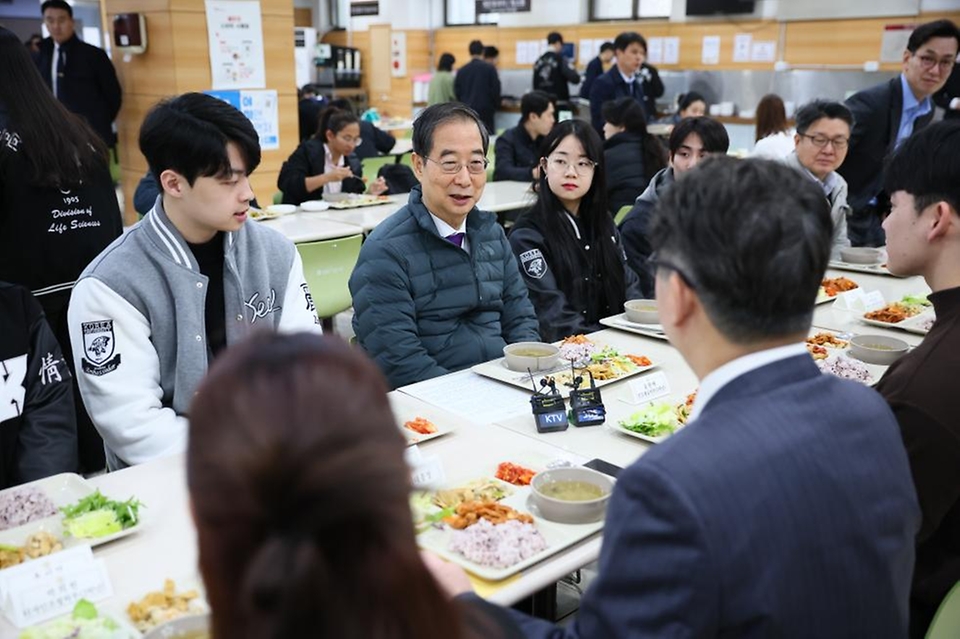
[598,313,669,341]
[807,329,888,386]
[389,392,454,446]
[325,195,395,210]
[860,311,933,336]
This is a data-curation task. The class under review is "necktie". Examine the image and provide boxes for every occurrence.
[53,46,66,98]
[445,232,465,248]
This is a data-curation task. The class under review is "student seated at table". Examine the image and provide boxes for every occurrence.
[509,119,641,342]
[493,90,555,183]
[367,163,418,196]
[187,332,524,639]
[657,91,707,126]
[781,100,854,259]
[327,98,397,160]
[602,97,668,213]
[619,116,729,297]
[874,120,960,638]
[0,281,77,489]
[426,156,920,638]
[68,93,321,470]
[277,106,365,205]
[349,102,540,389]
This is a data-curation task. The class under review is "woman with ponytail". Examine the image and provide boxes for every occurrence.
[601,97,668,213]
[187,332,523,639]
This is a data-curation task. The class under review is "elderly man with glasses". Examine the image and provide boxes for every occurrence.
[840,19,959,247]
[781,100,854,259]
[349,103,539,389]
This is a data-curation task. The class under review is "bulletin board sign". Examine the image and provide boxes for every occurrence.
[206,89,280,151]
[476,0,531,14]
[351,1,380,16]
[204,0,266,90]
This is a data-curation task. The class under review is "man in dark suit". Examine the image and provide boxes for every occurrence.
[588,31,647,133]
[840,19,959,247]
[579,41,613,100]
[425,157,920,638]
[454,40,501,135]
[37,0,122,148]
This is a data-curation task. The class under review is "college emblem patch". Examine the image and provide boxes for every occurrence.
[81,320,121,376]
[519,248,548,280]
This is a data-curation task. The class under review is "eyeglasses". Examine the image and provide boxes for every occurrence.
[648,251,697,290]
[800,134,849,150]
[545,157,598,175]
[915,54,956,72]
[337,134,362,145]
[424,156,489,174]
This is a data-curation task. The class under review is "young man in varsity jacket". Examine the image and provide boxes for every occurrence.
[68,93,322,471]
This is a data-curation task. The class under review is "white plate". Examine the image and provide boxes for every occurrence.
[598,313,669,340]
[266,204,296,215]
[104,577,209,636]
[299,200,330,212]
[248,208,280,221]
[608,395,691,444]
[389,393,454,446]
[860,310,934,336]
[827,260,903,278]
[326,195,395,209]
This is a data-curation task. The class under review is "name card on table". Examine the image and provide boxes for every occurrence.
[0,545,112,628]
[625,371,671,405]
[406,445,447,489]
[834,289,886,312]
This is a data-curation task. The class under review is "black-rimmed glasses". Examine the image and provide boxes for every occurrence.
[424,156,489,175]
[648,251,697,290]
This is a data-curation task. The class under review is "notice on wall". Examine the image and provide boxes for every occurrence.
[638,0,671,18]
[204,0,266,90]
[391,31,407,77]
[880,24,914,63]
[733,33,752,63]
[477,0,531,13]
[206,89,279,150]
[350,1,379,16]
[751,41,777,63]
[663,37,680,65]
[647,37,663,64]
[701,35,720,65]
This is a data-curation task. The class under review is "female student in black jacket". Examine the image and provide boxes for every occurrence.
[508,119,642,342]
[602,97,668,213]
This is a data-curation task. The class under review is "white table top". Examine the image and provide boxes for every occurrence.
[258,215,364,243]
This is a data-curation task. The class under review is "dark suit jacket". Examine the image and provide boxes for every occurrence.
[840,77,937,211]
[454,58,501,134]
[512,354,919,639]
[588,66,646,133]
[579,56,604,99]
[37,35,122,146]
[493,124,540,182]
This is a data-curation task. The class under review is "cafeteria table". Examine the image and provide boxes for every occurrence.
[258,216,364,244]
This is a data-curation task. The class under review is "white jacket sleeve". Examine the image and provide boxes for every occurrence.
[278,250,323,334]
[67,278,187,465]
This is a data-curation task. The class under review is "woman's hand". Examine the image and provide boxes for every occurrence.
[368,176,389,195]
[420,550,474,598]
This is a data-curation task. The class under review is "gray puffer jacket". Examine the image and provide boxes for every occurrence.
[349,186,540,389]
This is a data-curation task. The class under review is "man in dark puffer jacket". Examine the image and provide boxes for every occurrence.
[350,103,540,389]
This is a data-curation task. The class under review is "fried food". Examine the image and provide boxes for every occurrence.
[806,343,829,360]
[403,417,438,435]
[0,531,63,569]
[443,500,535,530]
[864,302,920,323]
[561,334,591,345]
[495,462,536,486]
[807,332,849,348]
[821,277,859,297]
[626,354,653,367]
[433,479,511,509]
[127,579,202,632]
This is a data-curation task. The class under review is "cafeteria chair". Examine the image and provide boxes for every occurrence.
[614,204,632,225]
[926,581,960,639]
[272,191,283,205]
[296,233,364,334]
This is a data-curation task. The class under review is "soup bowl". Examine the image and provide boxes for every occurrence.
[848,334,909,366]
[503,342,561,372]
[624,299,660,325]
[530,467,614,524]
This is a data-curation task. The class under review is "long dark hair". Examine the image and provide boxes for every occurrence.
[530,120,627,322]
[188,333,477,639]
[0,27,107,188]
[602,97,668,182]
[314,106,359,140]
[755,94,788,141]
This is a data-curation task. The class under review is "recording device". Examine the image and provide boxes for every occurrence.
[528,370,569,433]
[568,367,606,427]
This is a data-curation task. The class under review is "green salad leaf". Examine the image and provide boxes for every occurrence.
[901,294,931,307]
[60,490,142,538]
[619,402,680,437]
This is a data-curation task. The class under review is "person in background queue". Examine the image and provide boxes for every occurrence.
[493,91,556,183]
[509,120,641,342]
[349,103,539,389]
[533,32,580,104]
[69,93,321,471]
[618,116,729,296]
[297,83,327,143]
[751,94,795,159]
[602,97,668,213]
[428,53,457,106]
[188,332,524,639]
[454,40,501,135]
[0,27,122,474]
[580,41,613,100]
[840,19,959,247]
[426,157,919,639]
[588,32,649,133]
[874,120,960,638]
[278,106,365,205]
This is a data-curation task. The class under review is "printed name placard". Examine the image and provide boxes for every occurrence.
[626,371,671,405]
[0,545,112,628]
[409,455,446,489]
[835,288,886,312]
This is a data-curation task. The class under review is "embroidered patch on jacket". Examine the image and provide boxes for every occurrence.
[245,289,281,324]
[519,248,548,280]
[81,320,121,376]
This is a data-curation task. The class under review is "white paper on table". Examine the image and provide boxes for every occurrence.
[834,288,886,312]
[647,37,664,65]
[663,37,680,64]
[751,41,777,62]
[702,36,721,65]
[733,33,752,62]
[399,369,531,424]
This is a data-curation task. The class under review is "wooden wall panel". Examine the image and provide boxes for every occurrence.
[294,8,312,27]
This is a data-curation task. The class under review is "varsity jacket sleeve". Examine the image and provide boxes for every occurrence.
[561,58,581,85]
[17,293,78,482]
[68,277,188,465]
[508,226,587,343]
[494,132,535,182]
[278,250,323,333]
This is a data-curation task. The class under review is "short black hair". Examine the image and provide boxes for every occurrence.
[603,96,646,132]
[468,40,484,56]
[599,42,614,54]
[906,19,960,53]
[547,32,563,45]
[41,0,72,17]
[437,52,455,72]
[139,92,261,186]
[884,120,960,216]
[668,117,729,157]
[316,106,359,140]
[650,157,832,342]
[412,102,489,158]
[483,45,499,59]
[520,90,554,123]
[326,97,356,114]
[678,91,707,113]
[794,100,854,135]
[614,32,647,54]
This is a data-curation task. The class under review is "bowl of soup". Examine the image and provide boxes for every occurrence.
[142,614,210,639]
[530,467,614,524]
[848,334,909,366]
[624,299,660,325]
[503,342,560,372]
[839,247,882,265]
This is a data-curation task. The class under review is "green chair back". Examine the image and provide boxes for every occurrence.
[361,154,395,180]
[614,204,632,225]
[272,191,283,205]
[296,234,364,328]
[927,581,960,639]
[486,139,496,181]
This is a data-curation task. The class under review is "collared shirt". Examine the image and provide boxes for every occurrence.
[687,343,808,423]
[323,143,345,195]
[896,73,933,149]
[799,162,839,199]
[429,212,470,254]
[51,43,61,98]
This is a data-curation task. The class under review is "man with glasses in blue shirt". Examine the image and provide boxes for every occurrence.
[841,19,959,247]
[349,103,539,389]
